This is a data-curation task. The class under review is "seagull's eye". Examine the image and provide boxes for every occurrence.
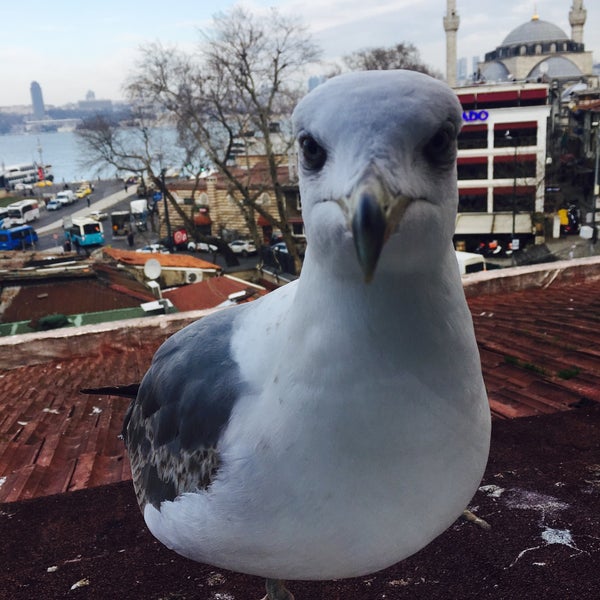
[299,134,327,171]
[424,123,456,167]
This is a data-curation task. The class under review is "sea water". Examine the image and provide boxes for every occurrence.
[0,130,111,183]
[0,128,182,184]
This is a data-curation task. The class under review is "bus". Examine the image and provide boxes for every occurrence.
[0,225,38,250]
[6,199,40,226]
[64,217,105,251]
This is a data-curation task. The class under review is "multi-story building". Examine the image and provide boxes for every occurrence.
[453,83,551,250]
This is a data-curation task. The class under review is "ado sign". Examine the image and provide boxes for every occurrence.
[463,110,489,122]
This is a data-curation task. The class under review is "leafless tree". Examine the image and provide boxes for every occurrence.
[76,111,198,239]
[124,6,320,272]
[343,43,442,78]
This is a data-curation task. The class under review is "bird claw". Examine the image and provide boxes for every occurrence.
[462,508,491,530]
[262,578,295,600]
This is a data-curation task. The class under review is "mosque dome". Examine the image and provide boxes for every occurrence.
[528,56,583,80]
[481,61,510,82]
[501,16,569,47]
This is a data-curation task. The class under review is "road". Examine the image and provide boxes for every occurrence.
[32,182,260,270]
[34,180,132,251]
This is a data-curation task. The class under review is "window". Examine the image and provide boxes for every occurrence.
[493,189,535,212]
[457,157,488,180]
[493,155,536,179]
[257,192,271,206]
[458,192,487,212]
[458,126,488,150]
[196,192,209,207]
[494,123,537,147]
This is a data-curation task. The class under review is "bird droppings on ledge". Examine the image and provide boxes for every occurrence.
[1,404,599,599]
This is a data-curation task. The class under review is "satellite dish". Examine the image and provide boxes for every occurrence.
[144,258,162,280]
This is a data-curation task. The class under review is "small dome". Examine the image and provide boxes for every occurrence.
[481,61,511,82]
[502,17,569,47]
[528,56,583,80]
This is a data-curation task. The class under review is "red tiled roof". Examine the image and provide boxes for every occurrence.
[162,275,267,312]
[168,163,296,192]
[470,279,600,419]
[1,261,600,503]
[0,279,145,324]
[102,247,220,270]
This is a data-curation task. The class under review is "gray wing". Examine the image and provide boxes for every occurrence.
[125,304,250,511]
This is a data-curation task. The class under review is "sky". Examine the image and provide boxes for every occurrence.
[1,0,598,108]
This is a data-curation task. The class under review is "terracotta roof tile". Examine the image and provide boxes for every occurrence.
[102,247,220,270]
[1,263,600,503]
[162,275,266,311]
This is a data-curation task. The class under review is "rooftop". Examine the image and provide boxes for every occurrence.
[1,257,600,597]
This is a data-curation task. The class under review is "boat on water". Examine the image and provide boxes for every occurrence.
[0,162,53,190]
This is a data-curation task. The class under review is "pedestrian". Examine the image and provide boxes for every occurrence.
[127,229,134,248]
[86,196,91,207]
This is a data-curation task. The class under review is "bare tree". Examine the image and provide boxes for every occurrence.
[76,111,198,242]
[343,43,442,78]
[124,6,320,273]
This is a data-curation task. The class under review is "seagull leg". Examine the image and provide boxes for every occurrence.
[462,508,491,530]
[261,578,295,600]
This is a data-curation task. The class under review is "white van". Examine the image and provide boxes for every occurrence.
[56,190,76,206]
[455,251,486,275]
[6,199,40,226]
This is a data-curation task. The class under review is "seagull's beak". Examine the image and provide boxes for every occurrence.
[350,170,411,282]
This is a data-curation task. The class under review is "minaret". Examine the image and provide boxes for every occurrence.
[444,0,460,87]
[569,0,586,45]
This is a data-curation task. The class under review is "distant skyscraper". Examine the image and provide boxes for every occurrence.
[457,57,467,82]
[30,81,45,120]
[471,56,480,80]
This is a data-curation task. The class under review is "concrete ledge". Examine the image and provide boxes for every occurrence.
[0,307,222,371]
[3,257,600,370]
[462,255,600,297]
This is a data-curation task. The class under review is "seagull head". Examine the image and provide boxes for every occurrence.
[292,70,463,282]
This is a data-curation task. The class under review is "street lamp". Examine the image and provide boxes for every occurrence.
[505,130,519,259]
[160,168,173,250]
[592,121,599,245]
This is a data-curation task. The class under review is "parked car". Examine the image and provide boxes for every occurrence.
[46,198,62,211]
[188,240,218,253]
[75,184,92,199]
[88,210,108,221]
[136,243,170,254]
[56,190,76,205]
[14,182,34,192]
[271,242,288,254]
[228,239,257,256]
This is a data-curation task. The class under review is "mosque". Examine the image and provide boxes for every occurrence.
[444,0,594,87]
[444,1,599,251]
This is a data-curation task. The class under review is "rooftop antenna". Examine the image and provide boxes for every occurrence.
[143,258,163,299]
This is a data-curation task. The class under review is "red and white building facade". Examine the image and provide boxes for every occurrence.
[456,83,551,216]
[455,83,551,246]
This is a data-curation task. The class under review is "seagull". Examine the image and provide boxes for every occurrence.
[120,70,491,600]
